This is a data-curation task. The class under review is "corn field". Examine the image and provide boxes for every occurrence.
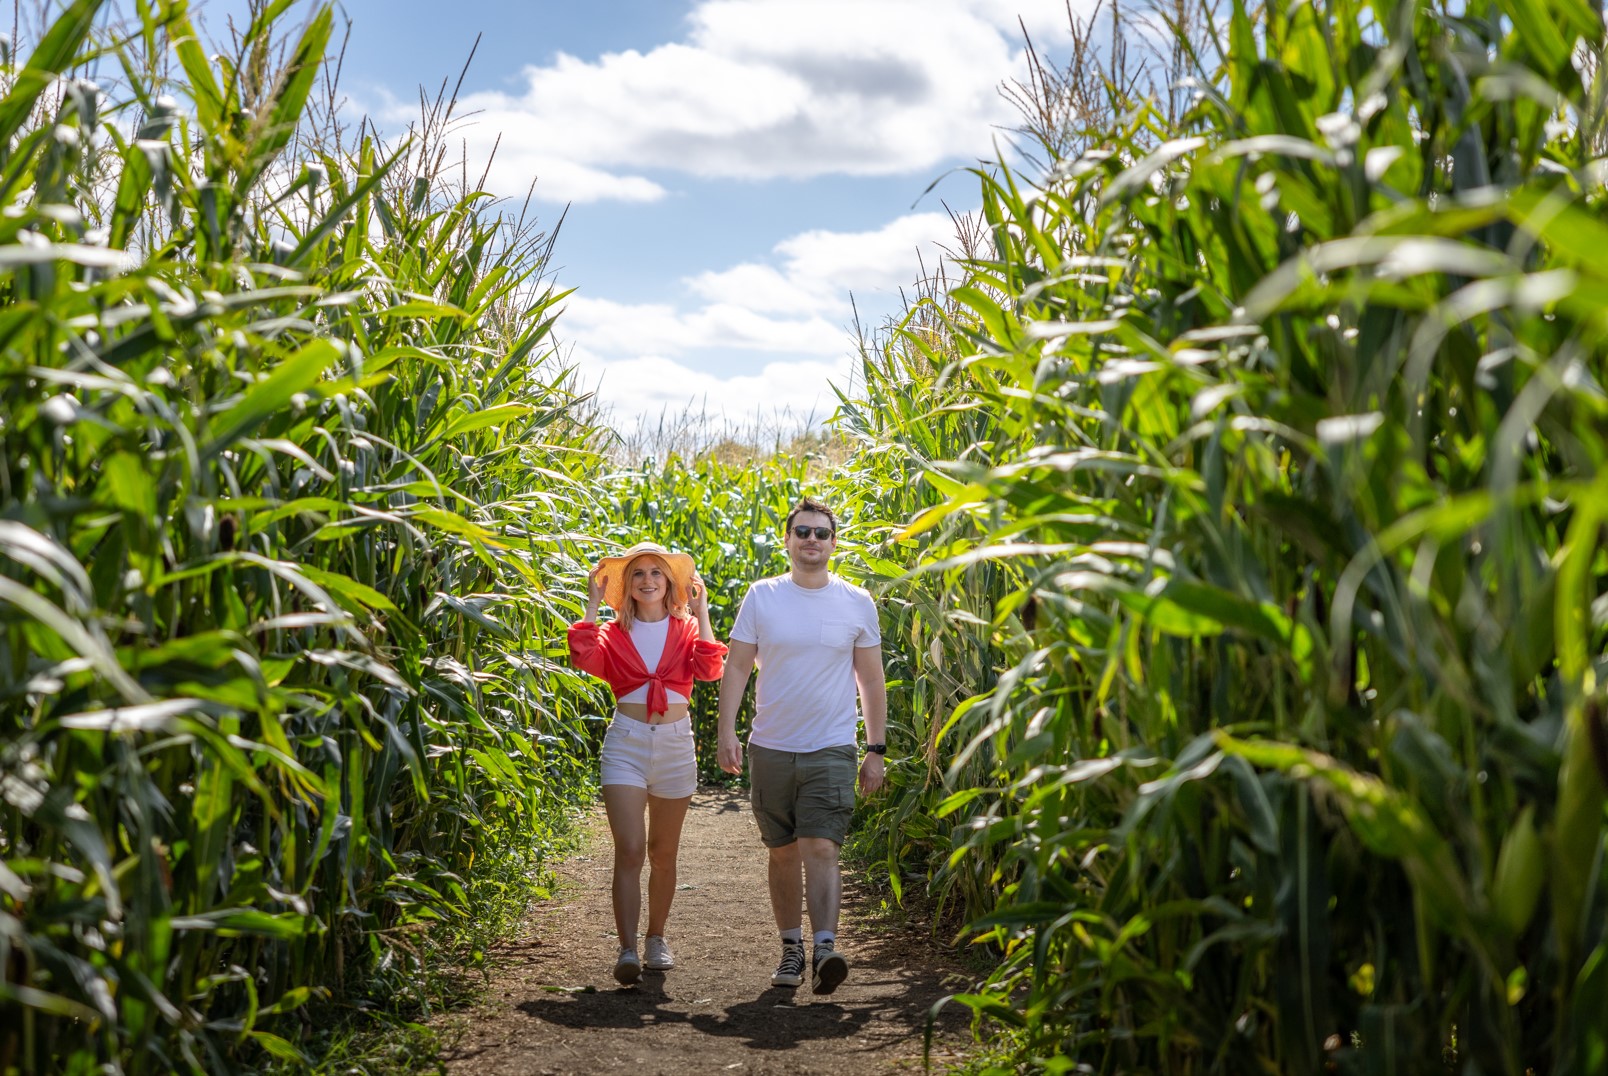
[834,0,1608,1069]
[5,0,1608,1072]
[1,1,608,1070]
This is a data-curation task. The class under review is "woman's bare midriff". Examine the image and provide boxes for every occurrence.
[615,701,691,723]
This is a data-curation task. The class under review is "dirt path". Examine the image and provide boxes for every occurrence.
[438,787,977,1075]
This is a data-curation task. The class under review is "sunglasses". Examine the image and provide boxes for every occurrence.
[790,525,835,540]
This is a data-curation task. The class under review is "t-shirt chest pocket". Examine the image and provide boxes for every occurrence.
[818,620,858,648]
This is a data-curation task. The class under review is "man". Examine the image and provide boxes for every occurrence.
[717,497,887,996]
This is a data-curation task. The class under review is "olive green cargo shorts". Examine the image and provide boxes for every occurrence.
[748,743,858,847]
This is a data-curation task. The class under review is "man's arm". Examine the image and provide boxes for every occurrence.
[717,639,758,774]
[853,644,887,795]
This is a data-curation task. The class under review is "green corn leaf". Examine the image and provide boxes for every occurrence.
[168,909,309,939]
[169,14,227,135]
[237,4,333,189]
[0,0,105,149]
[204,339,341,455]
[284,141,410,267]
[439,402,536,440]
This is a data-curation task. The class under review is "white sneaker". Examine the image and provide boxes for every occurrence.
[613,947,641,985]
[643,935,674,970]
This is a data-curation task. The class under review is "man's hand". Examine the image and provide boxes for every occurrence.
[718,733,744,775]
[857,753,885,796]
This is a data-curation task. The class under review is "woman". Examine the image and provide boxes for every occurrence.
[567,541,726,985]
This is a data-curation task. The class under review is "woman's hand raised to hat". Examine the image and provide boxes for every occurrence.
[584,567,605,621]
[689,572,716,640]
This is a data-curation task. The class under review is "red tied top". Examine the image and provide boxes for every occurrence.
[567,616,727,717]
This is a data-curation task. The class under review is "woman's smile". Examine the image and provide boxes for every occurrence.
[630,558,670,608]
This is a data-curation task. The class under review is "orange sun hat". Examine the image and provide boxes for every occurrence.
[593,541,699,611]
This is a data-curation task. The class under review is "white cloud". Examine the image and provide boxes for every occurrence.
[560,210,968,424]
[561,295,847,356]
[392,0,1079,203]
[773,212,960,299]
[685,211,959,317]
[571,348,852,429]
[683,264,818,316]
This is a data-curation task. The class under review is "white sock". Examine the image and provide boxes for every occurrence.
[813,931,835,947]
[780,928,802,943]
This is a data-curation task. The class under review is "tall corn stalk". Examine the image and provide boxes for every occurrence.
[839,0,1608,1069]
[1,2,607,1071]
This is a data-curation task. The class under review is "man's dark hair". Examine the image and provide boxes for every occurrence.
[785,497,838,535]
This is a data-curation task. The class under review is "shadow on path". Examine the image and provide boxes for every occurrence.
[517,983,880,1049]
[439,787,977,1075]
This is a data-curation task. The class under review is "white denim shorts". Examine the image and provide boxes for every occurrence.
[599,713,697,799]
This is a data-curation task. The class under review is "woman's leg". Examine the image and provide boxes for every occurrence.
[602,784,649,948]
[644,793,692,938]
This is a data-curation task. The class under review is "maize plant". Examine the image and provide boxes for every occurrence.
[836,0,1608,1070]
[1,1,607,1071]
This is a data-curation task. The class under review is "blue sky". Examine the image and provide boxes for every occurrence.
[190,0,1080,428]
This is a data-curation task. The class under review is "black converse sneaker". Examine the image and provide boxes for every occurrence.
[811,941,848,995]
[771,939,805,987]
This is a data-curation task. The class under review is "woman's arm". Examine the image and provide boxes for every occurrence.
[568,569,612,678]
[582,567,604,623]
[686,574,726,679]
[690,573,715,640]
[567,621,610,678]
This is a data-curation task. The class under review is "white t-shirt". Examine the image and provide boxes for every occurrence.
[730,573,881,752]
[617,617,689,704]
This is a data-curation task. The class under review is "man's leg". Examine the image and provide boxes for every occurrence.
[750,745,804,930]
[798,836,841,936]
[767,840,804,931]
[750,745,807,986]
[794,745,857,995]
[765,840,808,987]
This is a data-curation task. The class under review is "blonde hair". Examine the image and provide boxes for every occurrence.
[615,554,691,632]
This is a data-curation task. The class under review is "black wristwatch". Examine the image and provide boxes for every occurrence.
[863,743,887,756]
